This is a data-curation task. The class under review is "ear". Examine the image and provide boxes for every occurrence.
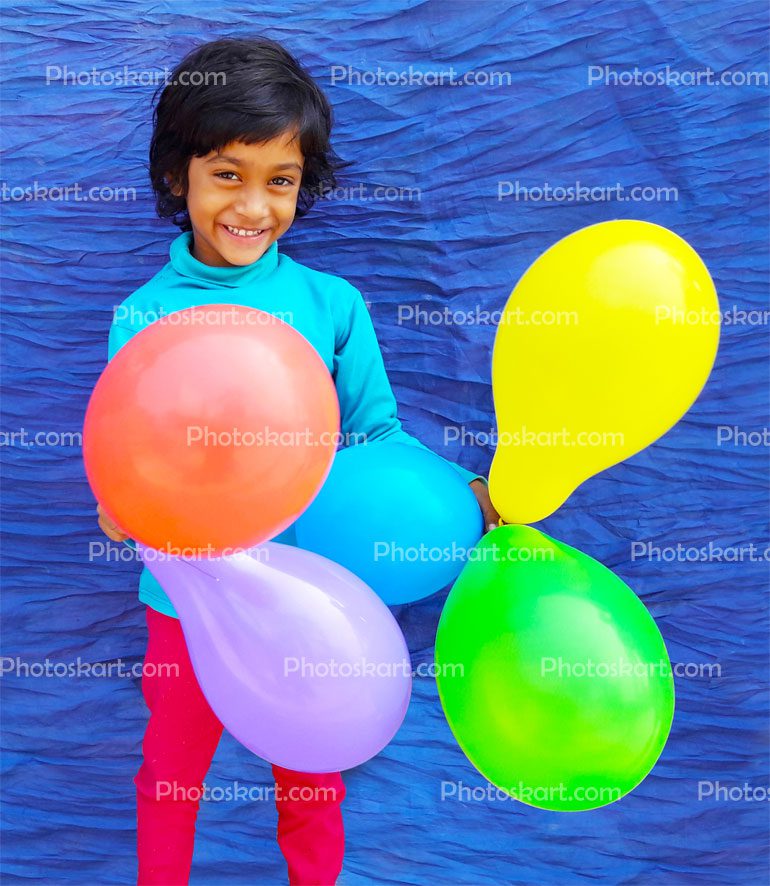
[165,173,183,198]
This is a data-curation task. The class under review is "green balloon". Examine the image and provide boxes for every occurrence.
[435,525,674,812]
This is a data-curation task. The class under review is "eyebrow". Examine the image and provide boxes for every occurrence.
[206,154,303,173]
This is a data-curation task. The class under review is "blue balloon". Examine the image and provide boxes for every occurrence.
[294,443,483,605]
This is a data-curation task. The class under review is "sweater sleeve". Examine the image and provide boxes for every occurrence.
[332,285,487,486]
[107,321,138,362]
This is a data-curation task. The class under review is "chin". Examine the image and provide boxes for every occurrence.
[217,227,273,265]
[224,251,265,266]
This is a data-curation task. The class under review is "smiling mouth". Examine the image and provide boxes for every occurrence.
[221,223,268,240]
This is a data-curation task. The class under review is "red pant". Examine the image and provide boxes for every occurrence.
[135,606,345,885]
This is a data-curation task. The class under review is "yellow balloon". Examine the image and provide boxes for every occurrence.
[489,220,720,524]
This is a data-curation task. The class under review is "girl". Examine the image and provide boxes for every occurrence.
[97,36,499,885]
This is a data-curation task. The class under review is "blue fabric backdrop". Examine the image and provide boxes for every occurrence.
[1,1,768,883]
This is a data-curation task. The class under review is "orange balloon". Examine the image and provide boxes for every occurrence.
[83,304,340,554]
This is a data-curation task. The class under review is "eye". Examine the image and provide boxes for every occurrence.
[214,171,239,181]
[271,176,295,187]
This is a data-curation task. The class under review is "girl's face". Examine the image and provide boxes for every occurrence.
[173,130,305,267]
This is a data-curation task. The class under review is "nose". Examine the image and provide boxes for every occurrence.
[232,184,272,225]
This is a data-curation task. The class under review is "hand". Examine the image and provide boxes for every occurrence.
[96,502,130,543]
[469,479,504,534]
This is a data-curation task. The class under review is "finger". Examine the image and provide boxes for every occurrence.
[98,514,126,541]
[103,515,119,532]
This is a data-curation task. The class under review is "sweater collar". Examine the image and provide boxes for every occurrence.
[169,231,279,288]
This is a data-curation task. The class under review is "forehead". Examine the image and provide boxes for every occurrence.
[204,131,304,166]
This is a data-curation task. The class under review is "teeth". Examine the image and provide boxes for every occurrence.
[225,225,264,238]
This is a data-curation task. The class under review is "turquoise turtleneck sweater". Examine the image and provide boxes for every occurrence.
[108,232,486,617]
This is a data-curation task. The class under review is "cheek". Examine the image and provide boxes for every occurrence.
[188,182,229,217]
[275,192,300,223]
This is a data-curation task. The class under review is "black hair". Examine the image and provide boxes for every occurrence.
[149,36,347,231]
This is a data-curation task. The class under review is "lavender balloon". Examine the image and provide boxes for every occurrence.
[137,541,412,772]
